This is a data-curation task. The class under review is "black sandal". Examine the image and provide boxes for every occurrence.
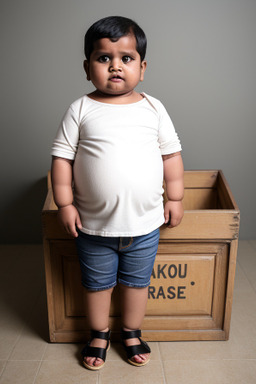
[121,329,151,367]
[81,329,111,371]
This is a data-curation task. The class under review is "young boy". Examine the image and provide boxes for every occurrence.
[51,16,184,370]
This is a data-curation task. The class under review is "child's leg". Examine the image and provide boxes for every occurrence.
[83,287,113,368]
[120,285,150,364]
[75,232,119,368]
[120,285,148,330]
[118,229,160,365]
[85,288,113,330]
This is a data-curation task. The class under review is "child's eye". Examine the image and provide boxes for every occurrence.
[122,56,132,64]
[98,55,110,63]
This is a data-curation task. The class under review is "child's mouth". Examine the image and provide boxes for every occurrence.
[110,75,123,82]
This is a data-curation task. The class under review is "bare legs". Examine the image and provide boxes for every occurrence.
[84,287,113,368]
[85,287,113,331]
[120,285,150,364]
[83,284,149,367]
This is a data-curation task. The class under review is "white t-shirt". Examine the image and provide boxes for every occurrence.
[51,93,182,237]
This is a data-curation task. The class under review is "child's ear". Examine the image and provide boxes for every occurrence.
[83,60,90,81]
[140,60,147,82]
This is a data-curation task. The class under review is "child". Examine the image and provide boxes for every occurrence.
[51,16,184,370]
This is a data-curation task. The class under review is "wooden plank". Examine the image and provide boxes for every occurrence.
[47,170,52,189]
[43,210,240,240]
[49,329,226,343]
[223,238,238,340]
[184,170,219,189]
[63,257,86,317]
[157,241,229,254]
[42,188,57,212]
[217,170,239,210]
[160,210,240,240]
[141,329,227,342]
[146,255,215,317]
[43,239,57,342]
[42,213,71,239]
[183,189,218,210]
[210,244,228,329]
[42,190,54,212]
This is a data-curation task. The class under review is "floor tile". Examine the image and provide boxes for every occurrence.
[43,341,160,367]
[159,323,256,361]
[249,240,256,251]
[233,262,252,293]
[34,360,98,384]
[0,360,40,384]
[99,360,165,384]
[0,319,24,360]
[0,245,46,361]
[25,287,49,342]
[0,245,45,322]
[163,360,256,384]
[9,288,48,361]
[9,331,47,362]
[237,241,256,291]
[0,362,6,377]
[43,343,82,362]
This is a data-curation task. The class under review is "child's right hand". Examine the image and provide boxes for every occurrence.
[57,204,82,238]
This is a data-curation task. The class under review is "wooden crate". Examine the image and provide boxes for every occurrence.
[42,170,240,342]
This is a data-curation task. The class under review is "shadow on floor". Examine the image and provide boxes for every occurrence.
[0,243,49,342]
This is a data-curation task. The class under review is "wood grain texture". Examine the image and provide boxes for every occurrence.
[42,170,240,342]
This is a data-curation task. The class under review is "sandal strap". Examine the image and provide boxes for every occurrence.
[121,329,141,340]
[81,344,107,361]
[125,341,151,359]
[121,329,151,360]
[81,329,111,362]
[123,339,151,359]
[90,329,111,340]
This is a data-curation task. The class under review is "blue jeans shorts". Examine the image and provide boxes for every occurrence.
[75,228,160,291]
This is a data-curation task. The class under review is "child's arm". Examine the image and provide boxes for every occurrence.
[162,152,184,227]
[51,156,82,237]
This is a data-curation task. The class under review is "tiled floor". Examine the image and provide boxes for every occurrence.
[0,241,256,383]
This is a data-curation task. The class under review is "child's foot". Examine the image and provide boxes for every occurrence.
[122,328,151,366]
[84,337,108,368]
[81,329,111,370]
[123,335,150,364]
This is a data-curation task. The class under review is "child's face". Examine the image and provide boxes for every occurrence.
[84,34,147,97]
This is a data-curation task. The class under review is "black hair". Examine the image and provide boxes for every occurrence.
[84,16,147,61]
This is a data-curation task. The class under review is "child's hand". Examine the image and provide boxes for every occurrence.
[164,200,184,228]
[57,204,82,237]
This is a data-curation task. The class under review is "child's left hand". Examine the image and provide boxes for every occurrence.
[164,200,184,228]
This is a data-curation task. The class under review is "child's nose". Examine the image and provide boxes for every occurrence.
[109,58,122,71]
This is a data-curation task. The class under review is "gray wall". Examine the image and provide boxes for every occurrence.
[1,0,255,242]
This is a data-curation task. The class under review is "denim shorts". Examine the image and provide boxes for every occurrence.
[75,228,160,291]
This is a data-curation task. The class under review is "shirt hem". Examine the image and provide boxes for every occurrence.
[78,217,165,238]
[160,146,182,156]
[51,150,75,160]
